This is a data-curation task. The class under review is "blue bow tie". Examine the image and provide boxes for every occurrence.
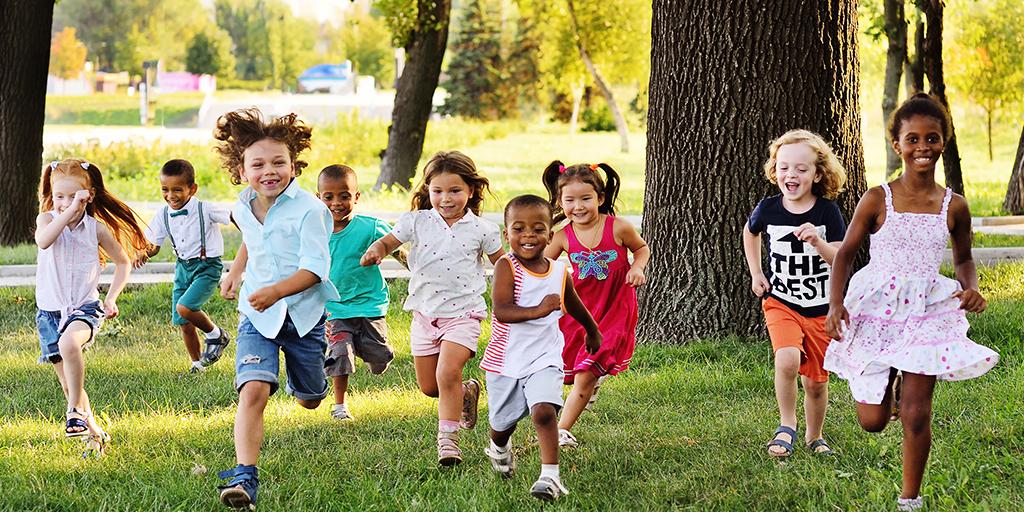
[168,209,188,217]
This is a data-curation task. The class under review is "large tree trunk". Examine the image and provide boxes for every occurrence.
[904,8,925,96]
[883,0,907,180]
[641,0,867,341]
[375,0,452,190]
[566,0,629,153]
[1003,125,1024,214]
[0,2,53,246]
[920,0,964,196]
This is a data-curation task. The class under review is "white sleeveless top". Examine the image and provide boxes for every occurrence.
[36,212,101,315]
[481,255,568,378]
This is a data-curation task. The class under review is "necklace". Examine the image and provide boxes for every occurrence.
[574,217,604,249]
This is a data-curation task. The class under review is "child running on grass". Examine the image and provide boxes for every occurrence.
[742,129,848,458]
[213,108,339,510]
[135,159,232,373]
[824,93,999,512]
[542,161,649,448]
[317,164,405,421]
[361,151,504,466]
[35,158,149,457]
[481,194,601,501]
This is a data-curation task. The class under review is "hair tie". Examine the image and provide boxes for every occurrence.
[558,164,566,174]
[589,163,600,172]
[49,161,59,170]
[81,162,90,170]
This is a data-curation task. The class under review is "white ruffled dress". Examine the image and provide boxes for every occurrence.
[823,184,998,404]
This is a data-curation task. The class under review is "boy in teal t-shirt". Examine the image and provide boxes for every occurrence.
[318,164,405,420]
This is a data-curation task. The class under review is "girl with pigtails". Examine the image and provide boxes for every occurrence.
[542,161,650,448]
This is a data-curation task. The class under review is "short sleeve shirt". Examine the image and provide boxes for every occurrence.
[391,209,502,318]
[144,197,230,259]
[325,215,392,320]
[748,195,847,317]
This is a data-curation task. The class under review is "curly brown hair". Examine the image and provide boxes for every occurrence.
[213,108,313,185]
[410,151,491,216]
[762,129,847,199]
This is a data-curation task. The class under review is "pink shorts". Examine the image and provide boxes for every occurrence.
[410,311,485,356]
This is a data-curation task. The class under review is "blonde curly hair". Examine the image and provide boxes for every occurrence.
[763,129,847,199]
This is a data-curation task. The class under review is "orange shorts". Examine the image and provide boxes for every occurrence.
[762,297,830,383]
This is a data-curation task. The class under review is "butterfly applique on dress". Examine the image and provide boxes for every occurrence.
[570,250,618,280]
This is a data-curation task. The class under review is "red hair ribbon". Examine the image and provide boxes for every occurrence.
[558,164,566,173]
[589,163,600,171]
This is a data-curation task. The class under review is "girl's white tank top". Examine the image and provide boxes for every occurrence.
[36,211,101,314]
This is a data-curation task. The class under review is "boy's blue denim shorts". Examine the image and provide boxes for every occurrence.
[36,300,105,364]
[234,313,329,401]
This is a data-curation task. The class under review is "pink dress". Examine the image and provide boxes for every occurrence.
[823,184,999,404]
[560,215,638,384]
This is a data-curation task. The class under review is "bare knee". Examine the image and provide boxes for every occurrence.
[900,403,932,434]
[419,382,439,398]
[238,381,271,409]
[176,303,194,317]
[857,408,890,433]
[774,348,800,378]
[531,404,557,426]
[297,398,321,410]
[804,380,828,400]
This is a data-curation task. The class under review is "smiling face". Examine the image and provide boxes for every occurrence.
[558,180,602,226]
[241,138,295,201]
[428,171,472,224]
[505,204,552,262]
[318,173,359,229]
[159,173,197,211]
[774,142,820,205]
[893,114,945,174]
[51,174,92,220]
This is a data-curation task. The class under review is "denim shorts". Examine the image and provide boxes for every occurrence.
[234,313,328,401]
[36,300,105,364]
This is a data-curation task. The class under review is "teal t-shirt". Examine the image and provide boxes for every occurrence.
[325,215,392,319]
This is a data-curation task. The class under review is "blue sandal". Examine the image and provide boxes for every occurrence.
[766,425,797,458]
[218,464,258,510]
[807,438,836,456]
[65,408,89,438]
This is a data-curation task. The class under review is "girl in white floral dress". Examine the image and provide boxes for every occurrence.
[824,93,998,512]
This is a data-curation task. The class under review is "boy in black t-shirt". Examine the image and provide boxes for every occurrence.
[742,130,847,458]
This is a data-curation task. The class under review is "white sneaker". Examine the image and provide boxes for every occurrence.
[484,445,515,477]
[330,403,353,421]
[189,361,206,374]
[558,429,578,448]
[530,476,569,501]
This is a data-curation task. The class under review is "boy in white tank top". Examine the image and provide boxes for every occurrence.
[480,195,601,501]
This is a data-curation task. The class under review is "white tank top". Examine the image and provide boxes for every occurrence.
[481,254,567,378]
[36,212,101,315]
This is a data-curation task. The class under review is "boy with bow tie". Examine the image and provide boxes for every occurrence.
[137,159,232,372]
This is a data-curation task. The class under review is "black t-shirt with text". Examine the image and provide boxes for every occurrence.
[747,194,847,318]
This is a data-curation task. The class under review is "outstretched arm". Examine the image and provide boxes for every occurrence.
[361,233,402,266]
[97,222,131,319]
[948,195,986,313]
[825,188,883,339]
[563,277,602,353]
[742,225,770,297]
[615,218,649,287]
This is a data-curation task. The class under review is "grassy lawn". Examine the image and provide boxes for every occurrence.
[45,93,207,127]
[1,263,1022,510]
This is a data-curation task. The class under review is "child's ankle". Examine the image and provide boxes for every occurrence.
[205,325,222,339]
[540,464,560,481]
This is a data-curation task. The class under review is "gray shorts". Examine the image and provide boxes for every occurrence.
[486,366,564,432]
[324,317,394,377]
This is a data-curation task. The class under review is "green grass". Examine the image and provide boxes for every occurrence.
[45,93,206,127]
[1,264,1022,510]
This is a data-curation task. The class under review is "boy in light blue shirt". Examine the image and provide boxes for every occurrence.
[317,164,406,421]
[213,108,338,510]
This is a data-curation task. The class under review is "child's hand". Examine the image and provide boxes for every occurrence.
[220,276,240,300]
[132,253,149,269]
[953,289,987,313]
[248,285,280,312]
[824,305,849,340]
[64,190,91,220]
[584,330,603,354]
[102,298,119,319]
[750,272,770,297]
[626,267,647,287]
[536,294,562,316]
[360,244,385,266]
[793,223,822,247]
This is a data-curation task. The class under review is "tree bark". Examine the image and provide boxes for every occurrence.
[641,0,867,341]
[566,0,630,153]
[0,1,53,246]
[569,79,584,134]
[1003,125,1024,214]
[375,0,452,190]
[883,0,907,180]
[905,9,925,95]
[920,0,964,195]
